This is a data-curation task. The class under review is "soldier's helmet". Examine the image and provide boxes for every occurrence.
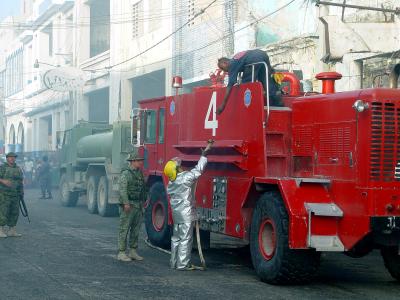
[126,152,144,161]
[6,152,18,158]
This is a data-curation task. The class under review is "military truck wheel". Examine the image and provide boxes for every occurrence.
[250,191,320,284]
[97,176,117,217]
[381,247,400,281]
[59,174,79,207]
[86,176,98,214]
[145,182,171,249]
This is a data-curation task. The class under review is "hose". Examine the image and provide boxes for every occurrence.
[144,237,171,255]
[195,220,206,269]
[144,220,207,270]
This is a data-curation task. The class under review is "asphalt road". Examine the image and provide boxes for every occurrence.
[0,189,399,300]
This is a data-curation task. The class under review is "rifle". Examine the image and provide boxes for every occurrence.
[19,195,30,223]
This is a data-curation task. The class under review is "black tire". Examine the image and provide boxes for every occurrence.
[381,247,400,281]
[250,191,320,284]
[145,182,172,249]
[97,176,118,217]
[86,176,98,214]
[59,174,79,207]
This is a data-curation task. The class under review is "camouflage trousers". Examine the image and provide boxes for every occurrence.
[118,202,143,252]
[0,194,19,227]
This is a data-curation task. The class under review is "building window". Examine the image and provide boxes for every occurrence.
[43,23,53,56]
[132,1,143,39]
[132,2,139,38]
[5,48,23,97]
[158,108,165,144]
[144,110,156,144]
[90,0,110,57]
[188,0,195,27]
[0,70,4,90]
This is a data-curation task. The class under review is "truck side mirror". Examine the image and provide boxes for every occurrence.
[131,109,141,147]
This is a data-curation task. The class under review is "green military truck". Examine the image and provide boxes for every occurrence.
[58,121,133,216]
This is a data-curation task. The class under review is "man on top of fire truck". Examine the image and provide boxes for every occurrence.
[216,49,282,114]
[164,140,214,271]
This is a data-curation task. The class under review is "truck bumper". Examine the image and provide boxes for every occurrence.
[371,216,400,233]
[370,216,400,247]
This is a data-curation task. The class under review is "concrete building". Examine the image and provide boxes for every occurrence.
[73,0,111,124]
[318,0,400,91]
[263,0,400,92]
[1,0,399,156]
[72,0,174,124]
[2,0,75,155]
[0,15,28,155]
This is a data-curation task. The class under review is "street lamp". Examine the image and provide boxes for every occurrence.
[33,59,59,68]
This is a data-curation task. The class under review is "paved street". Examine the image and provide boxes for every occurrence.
[0,188,399,300]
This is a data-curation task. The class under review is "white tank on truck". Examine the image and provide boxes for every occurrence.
[58,121,133,216]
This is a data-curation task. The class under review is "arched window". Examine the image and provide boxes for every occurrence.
[17,122,24,145]
[9,125,15,145]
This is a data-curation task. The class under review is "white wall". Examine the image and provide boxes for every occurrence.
[108,0,173,123]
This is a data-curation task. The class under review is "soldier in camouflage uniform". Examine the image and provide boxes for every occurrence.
[117,152,148,262]
[0,152,24,238]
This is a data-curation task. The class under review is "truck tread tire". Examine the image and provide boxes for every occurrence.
[145,182,171,249]
[59,174,79,207]
[87,176,98,214]
[250,191,320,284]
[381,247,400,281]
[97,176,118,217]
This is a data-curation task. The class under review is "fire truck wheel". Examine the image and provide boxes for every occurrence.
[86,176,98,214]
[97,176,118,217]
[381,246,400,281]
[59,174,79,207]
[250,191,320,284]
[145,182,172,249]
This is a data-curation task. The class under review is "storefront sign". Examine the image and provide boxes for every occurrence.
[43,67,86,92]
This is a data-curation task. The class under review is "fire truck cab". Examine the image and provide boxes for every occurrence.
[136,64,400,284]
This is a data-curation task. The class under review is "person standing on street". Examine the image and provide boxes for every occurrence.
[23,158,34,187]
[164,140,213,271]
[0,152,24,238]
[37,155,52,199]
[117,152,148,262]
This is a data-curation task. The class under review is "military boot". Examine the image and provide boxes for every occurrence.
[7,227,22,237]
[0,226,7,238]
[129,248,143,261]
[117,251,132,262]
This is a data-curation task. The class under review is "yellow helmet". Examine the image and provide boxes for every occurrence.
[164,160,178,181]
[273,72,285,85]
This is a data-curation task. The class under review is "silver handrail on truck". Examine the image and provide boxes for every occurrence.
[244,61,270,119]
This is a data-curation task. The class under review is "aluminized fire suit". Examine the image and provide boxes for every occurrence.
[167,156,207,270]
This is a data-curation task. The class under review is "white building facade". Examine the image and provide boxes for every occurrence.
[2,0,75,155]
[1,0,399,156]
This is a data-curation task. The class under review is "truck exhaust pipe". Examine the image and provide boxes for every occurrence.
[282,72,301,96]
[315,72,342,94]
[389,64,400,89]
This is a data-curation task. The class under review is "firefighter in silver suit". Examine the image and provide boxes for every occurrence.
[164,140,213,270]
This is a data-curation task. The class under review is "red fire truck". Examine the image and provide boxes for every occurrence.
[136,64,400,284]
